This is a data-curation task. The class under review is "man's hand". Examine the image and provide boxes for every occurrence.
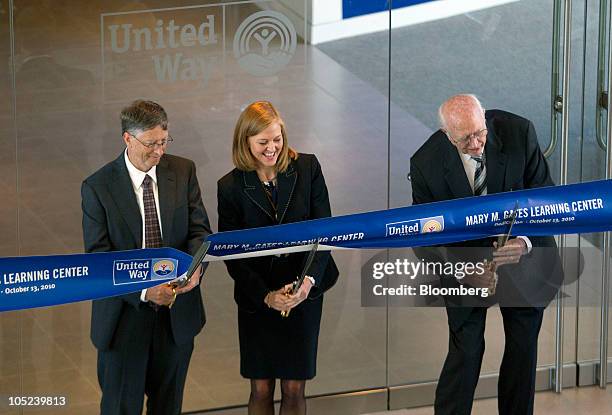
[175,265,202,295]
[459,266,497,292]
[492,238,527,267]
[145,284,176,306]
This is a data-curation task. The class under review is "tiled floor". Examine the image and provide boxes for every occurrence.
[368,386,612,415]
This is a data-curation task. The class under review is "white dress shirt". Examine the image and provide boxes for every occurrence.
[124,150,164,301]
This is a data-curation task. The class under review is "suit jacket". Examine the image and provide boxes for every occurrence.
[82,152,211,351]
[217,153,339,312]
[410,110,562,322]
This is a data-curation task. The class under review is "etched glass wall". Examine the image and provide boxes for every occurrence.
[1,0,388,412]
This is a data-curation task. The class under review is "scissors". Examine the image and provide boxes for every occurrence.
[497,201,520,248]
[280,241,319,318]
[486,201,519,294]
[167,240,210,308]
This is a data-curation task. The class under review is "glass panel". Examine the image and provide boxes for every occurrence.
[13,0,103,411]
[577,0,611,369]
[10,0,390,411]
[304,51,390,396]
[0,1,16,257]
[385,0,560,386]
[313,4,392,394]
[1,1,21,413]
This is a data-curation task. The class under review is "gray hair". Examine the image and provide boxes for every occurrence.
[438,94,484,131]
[121,100,168,135]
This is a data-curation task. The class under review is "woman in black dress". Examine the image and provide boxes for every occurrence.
[217,101,338,415]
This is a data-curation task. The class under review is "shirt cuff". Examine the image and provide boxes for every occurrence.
[516,236,532,254]
[305,275,316,287]
[140,289,148,302]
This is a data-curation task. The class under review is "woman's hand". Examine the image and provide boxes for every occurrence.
[264,278,315,312]
[284,277,314,310]
[264,284,295,312]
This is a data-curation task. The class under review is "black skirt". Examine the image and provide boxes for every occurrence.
[238,294,323,380]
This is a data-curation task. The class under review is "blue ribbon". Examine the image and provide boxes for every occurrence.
[0,248,191,312]
[2,180,612,312]
[205,179,612,259]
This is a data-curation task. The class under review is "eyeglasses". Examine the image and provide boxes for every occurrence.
[446,128,487,145]
[129,132,174,149]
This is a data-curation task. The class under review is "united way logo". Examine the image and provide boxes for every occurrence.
[113,258,178,285]
[152,259,177,278]
[385,216,445,237]
[233,10,297,76]
[422,218,444,233]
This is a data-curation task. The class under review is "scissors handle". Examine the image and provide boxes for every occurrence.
[280,281,298,318]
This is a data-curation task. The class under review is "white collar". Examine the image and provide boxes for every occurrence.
[124,149,157,189]
[458,149,484,163]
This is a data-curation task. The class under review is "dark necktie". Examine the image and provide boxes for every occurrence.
[471,154,496,292]
[142,175,162,248]
[471,155,487,196]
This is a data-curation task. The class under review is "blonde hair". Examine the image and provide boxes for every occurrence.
[232,101,297,172]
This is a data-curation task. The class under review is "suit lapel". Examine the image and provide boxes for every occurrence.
[156,157,176,246]
[276,163,297,224]
[242,162,298,223]
[243,170,276,221]
[110,154,142,245]
[484,122,507,195]
[443,139,473,199]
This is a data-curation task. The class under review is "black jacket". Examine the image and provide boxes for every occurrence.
[217,153,338,312]
[82,152,211,350]
[410,110,562,318]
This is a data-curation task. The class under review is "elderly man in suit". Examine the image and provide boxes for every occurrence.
[410,94,557,415]
[81,100,211,415]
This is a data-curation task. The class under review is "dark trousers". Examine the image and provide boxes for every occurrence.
[97,305,194,415]
[434,307,544,415]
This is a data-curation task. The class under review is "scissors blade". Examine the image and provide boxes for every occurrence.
[293,241,319,293]
[498,201,519,247]
[171,240,210,288]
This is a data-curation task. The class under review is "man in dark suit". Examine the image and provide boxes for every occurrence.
[410,94,557,415]
[81,100,211,415]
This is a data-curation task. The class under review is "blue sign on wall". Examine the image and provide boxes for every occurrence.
[343,0,432,19]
